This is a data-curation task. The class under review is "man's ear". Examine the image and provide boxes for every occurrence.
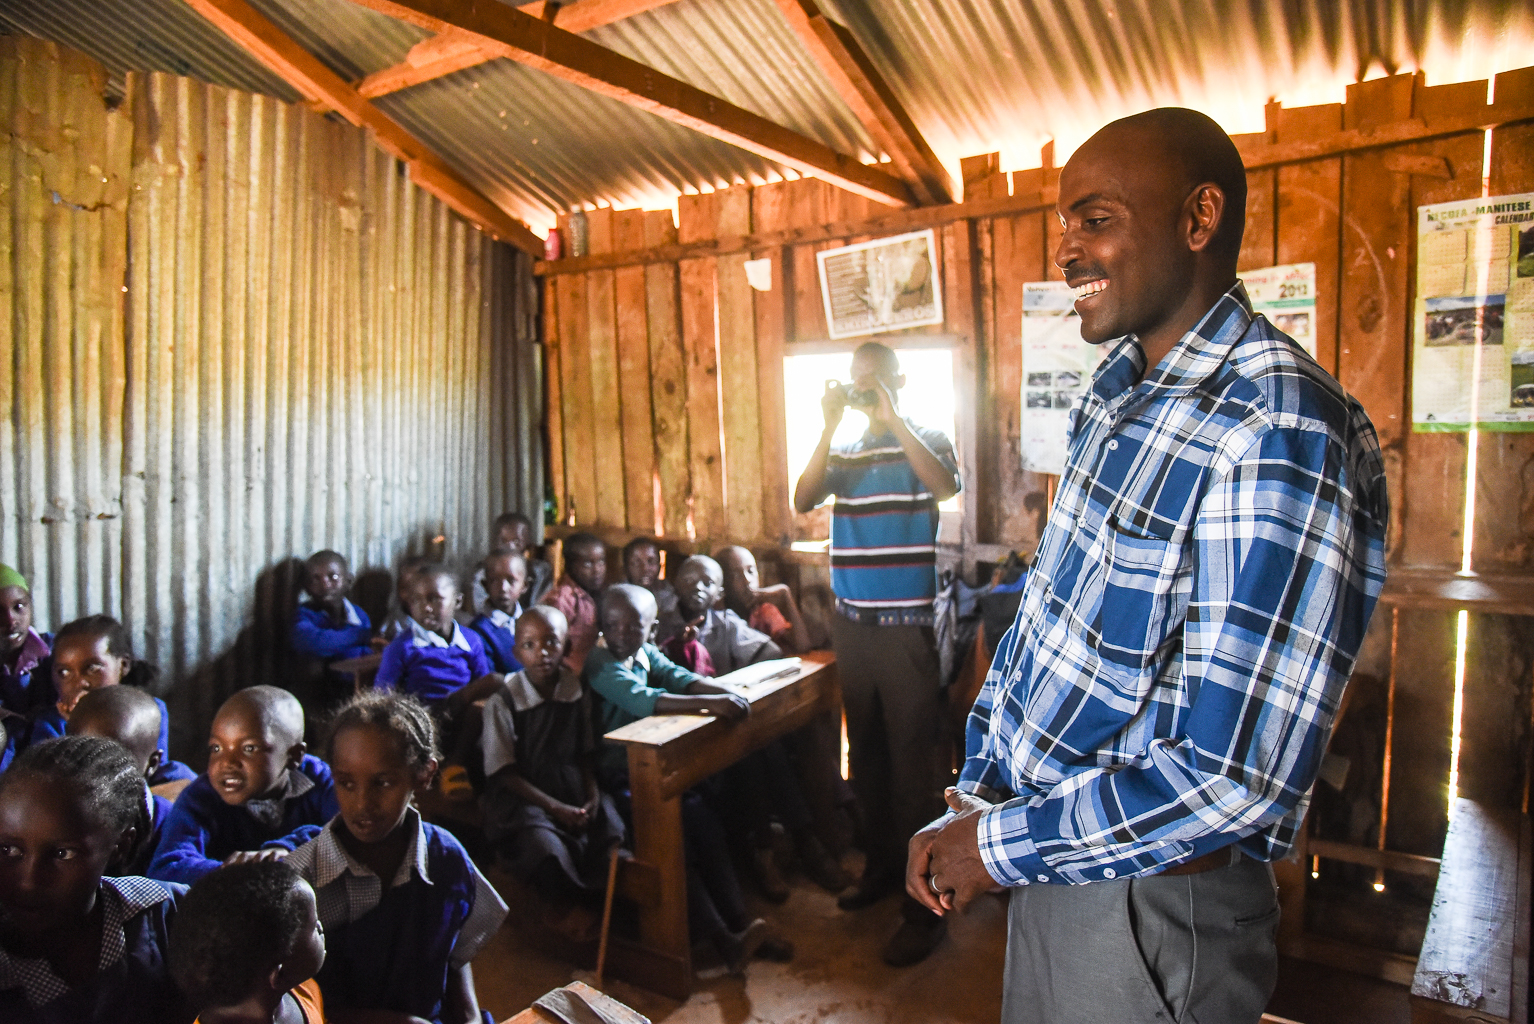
[415,756,441,792]
[286,741,307,770]
[112,824,138,866]
[146,748,164,778]
[266,961,287,995]
[1184,182,1226,254]
[894,373,907,392]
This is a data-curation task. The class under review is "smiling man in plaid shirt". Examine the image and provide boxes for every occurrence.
[909,108,1389,1023]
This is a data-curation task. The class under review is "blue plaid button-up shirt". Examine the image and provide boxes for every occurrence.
[962,283,1388,886]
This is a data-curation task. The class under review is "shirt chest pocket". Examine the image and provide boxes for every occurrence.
[1093,525,1191,681]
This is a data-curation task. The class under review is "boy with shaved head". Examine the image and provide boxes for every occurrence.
[910,108,1388,1022]
[68,686,178,875]
[149,686,339,884]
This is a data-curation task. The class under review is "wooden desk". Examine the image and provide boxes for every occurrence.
[331,651,383,692]
[601,652,840,999]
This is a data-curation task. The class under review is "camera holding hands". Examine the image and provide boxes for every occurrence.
[822,379,892,430]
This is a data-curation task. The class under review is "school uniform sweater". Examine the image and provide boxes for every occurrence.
[286,809,507,1024]
[291,598,374,661]
[0,629,50,769]
[26,692,174,755]
[466,609,524,675]
[375,619,493,705]
[146,754,338,884]
[0,876,191,1024]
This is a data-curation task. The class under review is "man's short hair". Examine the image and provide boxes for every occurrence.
[1102,107,1247,259]
[565,532,604,555]
[168,860,309,1011]
[853,341,900,377]
[622,536,660,562]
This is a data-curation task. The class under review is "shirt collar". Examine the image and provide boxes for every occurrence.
[311,807,430,890]
[486,606,518,631]
[406,616,472,652]
[0,877,173,1007]
[503,668,582,712]
[6,629,50,677]
[1091,282,1254,404]
[618,646,651,673]
[342,599,363,627]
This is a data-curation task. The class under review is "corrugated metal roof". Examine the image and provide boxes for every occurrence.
[2,0,1530,233]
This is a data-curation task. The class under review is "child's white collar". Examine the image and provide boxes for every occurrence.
[405,616,472,652]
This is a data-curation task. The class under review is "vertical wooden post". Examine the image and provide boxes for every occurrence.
[644,210,691,540]
[627,746,690,984]
[613,210,656,534]
[678,192,724,542]
[586,208,626,528]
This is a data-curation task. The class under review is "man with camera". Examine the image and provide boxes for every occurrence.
[793,340,961,967]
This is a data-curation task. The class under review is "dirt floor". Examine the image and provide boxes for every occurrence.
[469,862,1413,1024]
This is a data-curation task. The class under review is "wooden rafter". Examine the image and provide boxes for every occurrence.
[182,0,544,254]
[341,0,915,208]
[356,0,682,99]
[772,0,952,205]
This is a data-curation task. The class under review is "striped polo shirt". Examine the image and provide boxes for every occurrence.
[825,418,959,626]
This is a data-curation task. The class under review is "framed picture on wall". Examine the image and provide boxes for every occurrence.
[815,229,943,339]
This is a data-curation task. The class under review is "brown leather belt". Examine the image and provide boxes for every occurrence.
[1159,847,1242,876]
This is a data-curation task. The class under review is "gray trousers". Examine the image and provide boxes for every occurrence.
[830,616,945,890]
[1002,857,1280,1024]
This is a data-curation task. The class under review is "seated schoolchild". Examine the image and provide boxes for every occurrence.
[67,686,179,876]
[375,564,502,797]
[380,554,434,641]
[0,736,193,1023]
[291,548,374,664]
[717,545,812,653]
[466,548,527,675]
[664,557,847,899]
[29,616,191,784]
[623,536,678,623]
[168,860,326,1024]
[472,512,553,613]
[585,584,787,970]
[0,563,52,768]
[480,606,624,940]
[659,555,781,672]
[149,686,338,884]
[539,532,606,675]
[286,691,508,1024]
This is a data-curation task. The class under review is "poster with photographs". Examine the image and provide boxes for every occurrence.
[1243,263,1318,357]
[1020,282,1105,475]
[1412,192,1534,431]
[816,229,943,339]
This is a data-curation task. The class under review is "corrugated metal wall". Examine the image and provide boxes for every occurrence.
[0,37,542,754]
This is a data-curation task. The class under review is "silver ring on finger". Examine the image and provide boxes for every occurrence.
[928,874,942,894]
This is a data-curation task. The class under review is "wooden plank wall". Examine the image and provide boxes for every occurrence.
[541,65,1534,858]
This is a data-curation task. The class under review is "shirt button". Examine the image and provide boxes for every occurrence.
[1037,874,1049,883]
[1107,439,1119,451]
[1103,868,1117,879]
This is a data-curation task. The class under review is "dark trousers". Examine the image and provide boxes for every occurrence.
[831,615,945,920]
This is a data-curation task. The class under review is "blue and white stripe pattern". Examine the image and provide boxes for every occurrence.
[826,420,959,625]
[962,283,1389,886]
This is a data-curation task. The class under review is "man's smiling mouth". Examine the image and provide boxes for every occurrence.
[1073,279,1108,300]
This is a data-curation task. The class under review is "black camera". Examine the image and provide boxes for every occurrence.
[829,381,879,408]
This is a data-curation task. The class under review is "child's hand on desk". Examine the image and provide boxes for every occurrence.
[702,693,751,722]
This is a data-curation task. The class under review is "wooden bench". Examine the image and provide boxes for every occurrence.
[1411,798,1532,1024]
[599,652,840,999]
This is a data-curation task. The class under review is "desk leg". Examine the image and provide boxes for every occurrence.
[627,746,692,997]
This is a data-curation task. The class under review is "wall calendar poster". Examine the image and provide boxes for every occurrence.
[816,229,943,339]
[1412,192,1534,431]
[1243,262,1318,357]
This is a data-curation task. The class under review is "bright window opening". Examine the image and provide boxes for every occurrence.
[783,347,960,539]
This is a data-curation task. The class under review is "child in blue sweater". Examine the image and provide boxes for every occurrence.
[149,686,337,884]
[287,691,507,1024]
[376,565,502,797]
[466,548,526,675]
[66,686,178,876]
[0,736,192,1023]
[0,563,50,768]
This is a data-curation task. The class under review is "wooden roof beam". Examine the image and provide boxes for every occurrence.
[182,0,544,254]
[772,0,952,205]
[356,0,683,99]
[342,0,915,208]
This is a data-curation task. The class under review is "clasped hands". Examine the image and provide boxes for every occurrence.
[906,787,998,915]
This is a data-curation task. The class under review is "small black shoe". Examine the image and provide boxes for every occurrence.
[836,873,898,911]
[881,916,946,967]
